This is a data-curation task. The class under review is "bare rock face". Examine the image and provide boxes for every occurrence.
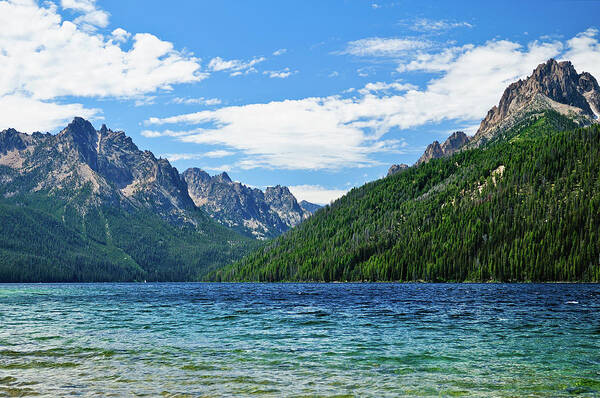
[387,163,409,177]
[183,169,316,239]
[416,131,468,166]
[473,59,600,145]
[0,117,195,225]
[299,200,322,213]
[265,185,309,228]
[441,131,470,155]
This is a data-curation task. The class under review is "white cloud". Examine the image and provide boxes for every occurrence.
[144,30,600,171]
[172,97,222,106]
[111,27,130,42]
[288,185,348,205]
[145,96,403,170]
[411,18,472,32]
[343,37,430,57]
[273,48,287,56]
[0,95,99,132]
[162,150,235,162]
[61,0,109,29]
[0,0,205,132]
[134,96,156,107]
[562,28,600,80]
[208,56,266,75]
[263,68,296,79]
[358,81,418,95]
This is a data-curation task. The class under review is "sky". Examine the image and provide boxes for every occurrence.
[1,0,600,204]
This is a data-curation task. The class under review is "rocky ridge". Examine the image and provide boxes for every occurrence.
[0,118,318,238]
[393,59,600,170]
[387,163,409,177]
[0,117,195,224]
[183,168,318,239]
[472,59,600,146]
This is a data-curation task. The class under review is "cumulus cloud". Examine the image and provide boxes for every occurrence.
[288,185,348,205]
[562,28,600,79]
[111,27,131,42]
[273,48,287,56]
[144,30,600,171]
[0,0,205,132]
[61,0,109,29]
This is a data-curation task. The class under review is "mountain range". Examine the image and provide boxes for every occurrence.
[0,118,317,281]
[215,59,600,282]
[183,168,317,239]
[1,58,599,282]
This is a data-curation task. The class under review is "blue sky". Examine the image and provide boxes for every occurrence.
[1,0,599,203]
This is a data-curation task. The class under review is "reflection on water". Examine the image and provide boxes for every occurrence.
[0,283,599,396]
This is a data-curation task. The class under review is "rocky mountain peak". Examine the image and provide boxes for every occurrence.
[414,131,469,166]
[183,171,314,239]
[299,200,322,213]
[215,172,232,183]
[182,168,211,184]
[61,117,98,144]
[0,128,28,154]
[416,141,443,166]
[0,118,196,224]
[441,131,469,153]
[473,59,600,145]
[387,163,409,177]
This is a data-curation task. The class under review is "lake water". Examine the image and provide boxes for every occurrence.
[0,283,599,397]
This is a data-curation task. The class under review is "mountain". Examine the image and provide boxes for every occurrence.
[0,118,256,282]
[387,163,409,177]
[412,59,600,167]
[212,60,600,283]
[416,131,469,166]
[473,59,600,146]
[183,168,316,239]
[299,200,322,214]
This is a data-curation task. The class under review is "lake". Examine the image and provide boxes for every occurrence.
[0,283,599,396]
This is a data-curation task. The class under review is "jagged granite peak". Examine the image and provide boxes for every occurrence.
[0,117,195,224]
[215,172,232,183]
[415,131,470,166]
[387,163,409,177]
[299,200,322,214]
[473,59,600,145]
[416,141,443,166]
[182,169,313,239]
[0,128,29,155]
[441,131,469,154]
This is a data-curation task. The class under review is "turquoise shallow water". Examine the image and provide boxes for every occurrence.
[0,283,599,397]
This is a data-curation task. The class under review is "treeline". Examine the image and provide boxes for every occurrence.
[212,112,600,282]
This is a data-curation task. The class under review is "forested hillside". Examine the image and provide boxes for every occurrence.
[0,191,257,282]
[212,112,600,282]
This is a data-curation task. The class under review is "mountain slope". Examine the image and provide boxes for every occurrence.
[0,119,257,282]
[212,111,600,282]
[183,168,315,239]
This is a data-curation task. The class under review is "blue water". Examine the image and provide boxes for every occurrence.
[0,283,599,397]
